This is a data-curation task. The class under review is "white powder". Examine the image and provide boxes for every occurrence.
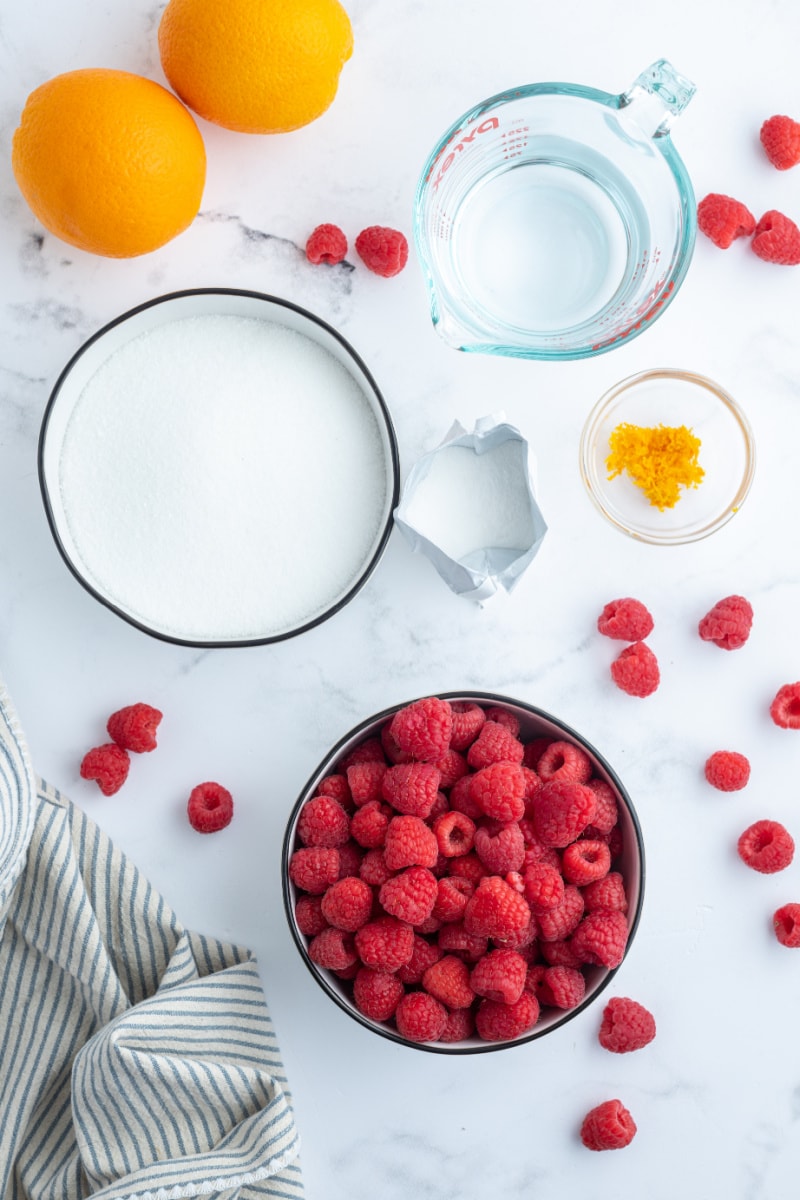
[58,314,391,641]
[404,440,535,561]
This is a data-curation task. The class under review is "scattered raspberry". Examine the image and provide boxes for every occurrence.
[449,701,486,751]
[599,997,656,1052]
[106,703,162,753]
[562,839,611,886]
[533,780,596,848]
[581,871,628,913]
[540,965,586,1009]
[737,819,795,873]
[537,885,584,942]
[475,992,540,1041]
[752,209,800,265]
[571,910,629,969]
[439,1007,475,1042]
[389,697,453,762]
[305,222,348,265]
[464,876,532,940]
[770,682,800,729]
[186,781,233,834]
[383,814,438,869]
[584,778,619,834]
[297,794,351,847]
[467,721,525,769]
[396,934,443,984]
[422,954,476,1008]
[379,867,438,925]
[580,1099,637,1151]
[355,915,415,971]
[610,641,660,697]
[523,862,565,912]
[698,595,753,650]
[394,991,447,1042]
[474,822,525,874]
[470,762,526,823]
[355,225,409,277]
[346,761,387,807]
[433,876,474,923]
[382,762,441,818]
[433,810,476,857]
[288,846,340,894]
[597,598,655,642]
[469,949,527,1004]
[760,114,800,170]
[696,193,757,249]
[773,903,800,947]
[308,927,357,972]
[80,743,130,796]
[352,967,405,1021]
[536,741,592,785]
[320,876,373,932]
[704,750,750,792]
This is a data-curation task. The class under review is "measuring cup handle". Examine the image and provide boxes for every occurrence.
[621,59,696,137]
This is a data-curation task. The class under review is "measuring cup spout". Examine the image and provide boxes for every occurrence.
[620,59,696,137]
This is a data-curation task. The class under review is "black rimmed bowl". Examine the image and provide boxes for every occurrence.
[38,288,400,647]
[282,691,644,1054]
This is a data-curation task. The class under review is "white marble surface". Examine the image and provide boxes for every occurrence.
[2,1,800,1196]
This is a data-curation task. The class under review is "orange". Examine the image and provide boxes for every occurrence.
[12,68,206,258]
[158,0,354,135]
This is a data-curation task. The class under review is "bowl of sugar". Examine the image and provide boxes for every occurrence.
[38,289,400,646]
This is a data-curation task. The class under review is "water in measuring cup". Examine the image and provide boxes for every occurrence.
[451,159,632,334]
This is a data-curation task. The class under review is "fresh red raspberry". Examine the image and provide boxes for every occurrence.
[773,903,800,947]
[389,697,453,762]
[597,597,654,642]
[333,960,360,981]
[467,722,525,769]
[349,800,390,849]
[449,774,483,819]
[396,934,443,984]
[337,840,364,879]
[696,193,756,249]
[433,810,476,857]
[297,794,351,847]
[289,847,340,894]
[523,737,553,769]
[447,852,489,886]
[355,225,409,278]
[320,876,374,931]
[346,761,387,807]
[540,965,586,1009]
[492,913,537,952]
[359,848,394,887]
[704,750,750,792]
[294,895,328,937]
[698,594,753,650]
[80,743,130,796]
[469,948,528,1004]
[536,741,592,785]
[352,967,404,1021]
[571,910,628,969]
[383,814,438,869]
[474,822,525,874]
[580,1099,637,1151]
[770,682,800,729]
[599,997,656,1052]
[737,820,795,873]
[339,736,386,771]
[437,922,488,962]
[752,209,800,265]
[382,763,441,817]
[760,114,800,170]
[533,780,596,848]
[484,707,521,736]
[562,839,611,886]
[433,876,474,923]
[308,927,357,972]
[432,748,468,789]
[380,722,412,765]
[449,701,486,751]
[523,861,565,911]
[584,778,619,834]
[415,913,443,934]
[463,876,531,940]
[439,1006,475,1042]
[521,767,542,806]
[305,222,348,265]
[379,867,438,925]
[537,885,584,942]
[355,916,414,970]
[426,791,450,825]
[581,871,628,913]
[475,992,540,1041]
[610,641,660,697]
[315,773,353,809]
[106,703,162,753]
[395,991,447,1042]
[524,845,562,873]
[187,781,234,834]
[540,938,582,968]
[422,954,476,1008]
[470,762,526,823]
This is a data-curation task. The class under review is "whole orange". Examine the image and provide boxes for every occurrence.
[158,0,354,135]
[12,68,206,258]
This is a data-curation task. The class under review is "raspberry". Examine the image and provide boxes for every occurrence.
[320,877,374,932]
[383,814,438,869]
[422,954,476,1008]
[395,935,442,985]
[467,721,525,769]
[770,682,800,729]
[752,209,800,265]
[584,778,618,834]
[308,927,357,972]
[437,922,488,962]
[289,847,340,894]
[433,876,474,923]
[79,743,130,796]
[470,763,526,823]
[315,774,352,808]
[432,748,468,789]
[106,703,162,753]
[562,839,611,886]
[439,1007,475,1042]
[540,965,586,1009]
[380,722,412,764]
[537,885,584,942]
[336,840,363,879]
[696,193,757,249]
[533,780,596,848]
[581,871,628,913]
[570,910,628,969]
[389,697,453,762]
[523,737,553,769]
[474,822,525,874]
[523,861,565,911]
[484,707,520,736]
[433,810,476,857]
[294,894,328,937]
[352,967,405,1021]
[597,598,655,642]
[580,1099,637,1151]
[469,949,527,1004]
[349,800,391,849]
[447,852,489,887]
[521,767,542,805]
[773,903,800,947]
[449,701,486,751]
[475,992,539,1041]
[426,792,450,824]
[355,225,409,277]
[536,741,592,785]
[305,223,348,265]
[463,876,531,940]
[610,640,660,697]
[346,761,387,807]
[760,114,800,170]
[339,736,386,771]
[381,762,441,817]
[540,938,582,968]
[186,781,233,834]
[491,913,537,952]
[379,867,438,925]
[737,819,794,873]
[698,595,753,650]
[394,991,447,1042]
[355,916,414,971]
[297,794,351,847]
[449,774,483,820]
[599,997,656,1052]
[359,848,394,887]
[704,750,750,792]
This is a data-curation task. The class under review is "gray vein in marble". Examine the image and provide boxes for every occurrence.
[8,297,89,335]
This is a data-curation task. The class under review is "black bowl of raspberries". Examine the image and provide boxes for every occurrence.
[282,692,644,1053]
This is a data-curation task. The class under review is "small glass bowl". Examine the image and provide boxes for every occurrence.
[579,368,755,545]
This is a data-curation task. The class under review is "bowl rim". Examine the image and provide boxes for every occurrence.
[37,286,401,648]
[281,690,646,1054]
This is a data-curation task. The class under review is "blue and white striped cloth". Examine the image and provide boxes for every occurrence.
[0,682,303,1200]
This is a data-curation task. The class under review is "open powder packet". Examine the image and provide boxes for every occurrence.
[394,414,547,601]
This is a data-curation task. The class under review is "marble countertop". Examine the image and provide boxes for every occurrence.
[3,1,800,1196]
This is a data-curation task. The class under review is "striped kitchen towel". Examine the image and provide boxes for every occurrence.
[0,681,303,1200]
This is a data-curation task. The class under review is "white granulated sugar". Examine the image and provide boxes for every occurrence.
[405,440,535,561]
[59,314,390,640]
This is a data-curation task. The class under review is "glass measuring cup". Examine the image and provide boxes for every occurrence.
[413,60,696,360]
